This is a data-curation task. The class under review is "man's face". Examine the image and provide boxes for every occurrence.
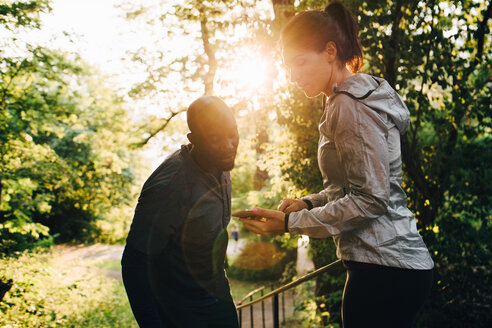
[194,113,239,172]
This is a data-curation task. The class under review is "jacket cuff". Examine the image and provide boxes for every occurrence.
[301,199,313,210]
[284,213,290,233]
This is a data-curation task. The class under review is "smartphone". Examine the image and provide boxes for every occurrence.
[231,210,267,222]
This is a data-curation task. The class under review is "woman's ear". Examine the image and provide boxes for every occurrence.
[324,41,337,62]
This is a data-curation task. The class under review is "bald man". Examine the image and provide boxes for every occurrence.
[122,96,240,328]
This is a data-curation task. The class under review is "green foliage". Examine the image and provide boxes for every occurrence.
[0,248,137,327]
[0,0,51,29]
[265,0,491,326]
[0,228,54,258]
[0,48,139,248]
[228,278,271,303]
[230,122,257,201]
[232,117,297,216]
[120,0,261,146]
[291,278,342,328]
[357,0,492,228]
[0,2,141,252]
[273,86,324,197]
[91,259,122,271]
[306,239,345,326]
[227,241,295,281]
[417,135,492,327]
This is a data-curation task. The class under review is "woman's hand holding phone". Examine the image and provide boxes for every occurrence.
[233,199,308,235]
[234,208,286,235]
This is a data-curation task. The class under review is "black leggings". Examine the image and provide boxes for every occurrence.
[342,263,433,328]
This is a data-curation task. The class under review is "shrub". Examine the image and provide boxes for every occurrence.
[0,228,55,258]
[0,248,137,327]
[227,241,294,281]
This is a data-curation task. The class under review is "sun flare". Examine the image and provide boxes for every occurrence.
[235,58,268,90]
[215,52,273,100]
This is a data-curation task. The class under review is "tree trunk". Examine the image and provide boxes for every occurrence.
[384,0,439,228]
[271,0,295,38]
[198,8,217,96]
[384,0,404,88]
[251,0,295,190]
[253,123,269,190]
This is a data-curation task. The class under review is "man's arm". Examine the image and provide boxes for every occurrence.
[126,164,187,254]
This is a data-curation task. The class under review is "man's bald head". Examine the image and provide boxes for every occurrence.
[186,96,239,175]
[187,96,234,135]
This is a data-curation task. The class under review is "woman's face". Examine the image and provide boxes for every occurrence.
[283,46,333,97]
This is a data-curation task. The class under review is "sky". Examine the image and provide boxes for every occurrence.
[27,0,147,91]
[17,0,183,170]
[9,0,278,170]
[19,0,278,108]
[1,0,172,172]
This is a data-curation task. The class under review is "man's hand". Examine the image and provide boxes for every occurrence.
[278,199,308,213]
[238,207,286,235]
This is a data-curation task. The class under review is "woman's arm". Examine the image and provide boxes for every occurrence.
[287,95,390,238]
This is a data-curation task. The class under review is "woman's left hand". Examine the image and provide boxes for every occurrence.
[238,207,286,235]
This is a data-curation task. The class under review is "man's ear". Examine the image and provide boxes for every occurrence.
[187,132,194,144]
[324,41,337,63]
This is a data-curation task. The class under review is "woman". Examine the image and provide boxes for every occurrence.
[240,2,434,327]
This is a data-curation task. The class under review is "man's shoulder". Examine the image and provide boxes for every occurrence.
[143,148,188,191]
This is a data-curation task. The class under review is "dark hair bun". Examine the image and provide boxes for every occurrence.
[324,1,345,15]
[280,1,363,73]
[324,1,363,73]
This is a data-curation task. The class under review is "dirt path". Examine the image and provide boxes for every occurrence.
[54,243,124,280]
[55,243,125,261]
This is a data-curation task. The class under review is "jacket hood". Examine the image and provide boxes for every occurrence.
[333,73,410,134]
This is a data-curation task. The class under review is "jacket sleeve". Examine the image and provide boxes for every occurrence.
[126,167,187,254]
[300,190,329,208]
[300,184,343,208]
[288,96,390,238]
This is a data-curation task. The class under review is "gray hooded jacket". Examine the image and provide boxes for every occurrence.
[288,73,434,270]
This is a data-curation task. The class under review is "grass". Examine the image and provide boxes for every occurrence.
[91,259,121,271]
[0,248,137,328]
[0,247,274,327]
[229,278,273,303]
[87,259,270,303]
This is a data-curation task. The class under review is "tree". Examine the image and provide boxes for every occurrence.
[120,0,283,193]
[0,0,50,30]
[119,0,252,145]
[0,0,51,216]
[0,1,141,253]
[272,0,491,326]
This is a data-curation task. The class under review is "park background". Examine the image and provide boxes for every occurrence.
[0,0,490,327]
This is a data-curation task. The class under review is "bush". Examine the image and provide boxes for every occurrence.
[417,197,492,327]
[0,228,55,258]
[299,238,345,327]
[227,241,295,281]
[0,248,137,327]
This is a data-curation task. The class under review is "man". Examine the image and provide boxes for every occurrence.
[121,96,240,328]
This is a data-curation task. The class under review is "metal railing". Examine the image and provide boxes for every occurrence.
[235,259,342,328]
